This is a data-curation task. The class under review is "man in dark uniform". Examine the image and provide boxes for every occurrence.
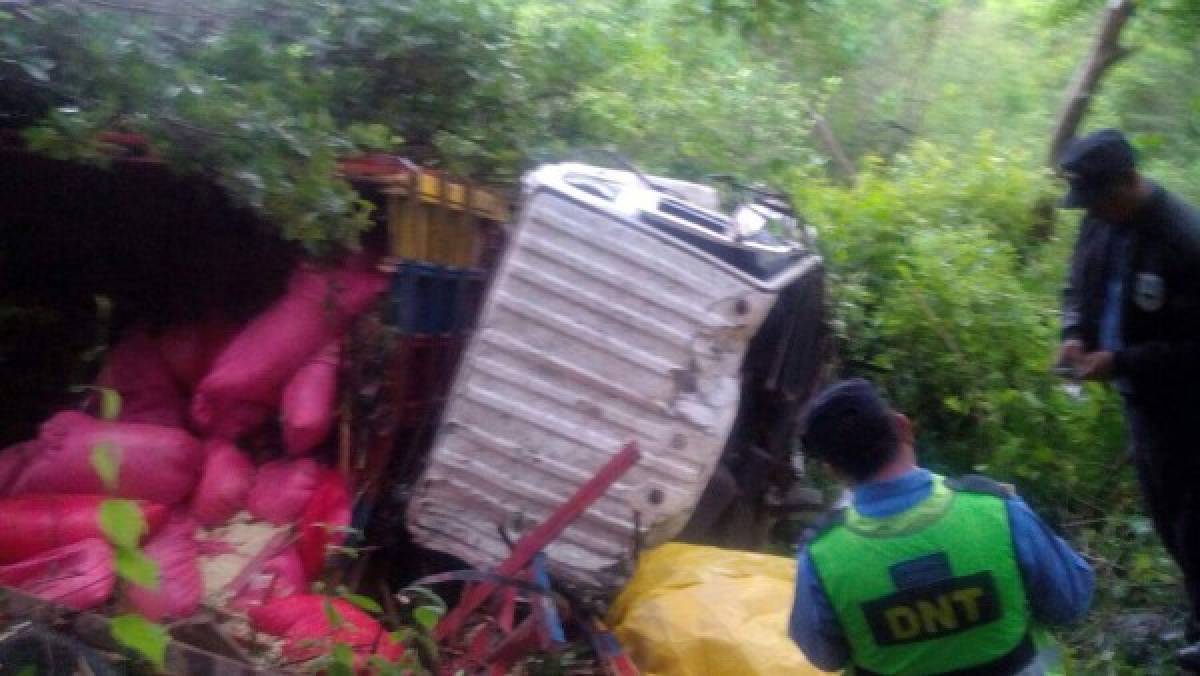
[1055,128,1200,668]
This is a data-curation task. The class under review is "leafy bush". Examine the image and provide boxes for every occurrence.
[793,134,1128,516]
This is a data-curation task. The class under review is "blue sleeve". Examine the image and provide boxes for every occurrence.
[789,551,850,671]
[1007,497,1094,625]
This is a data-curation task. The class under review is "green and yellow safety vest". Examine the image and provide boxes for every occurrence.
[807,475,1037,676]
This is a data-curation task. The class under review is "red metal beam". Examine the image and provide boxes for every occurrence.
[433,442,641,641]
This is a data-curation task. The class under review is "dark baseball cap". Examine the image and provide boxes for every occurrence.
[802,378,896,463]
[1057,129,1137,208]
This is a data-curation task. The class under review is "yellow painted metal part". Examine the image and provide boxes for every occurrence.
[380,169,508,266]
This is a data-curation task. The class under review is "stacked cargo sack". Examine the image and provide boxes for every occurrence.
[0,255,380,623]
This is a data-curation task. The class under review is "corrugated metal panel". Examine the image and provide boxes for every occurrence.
[407,184,804,592]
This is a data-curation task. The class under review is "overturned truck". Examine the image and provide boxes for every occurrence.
[403,163,828,596]
[0,142,828,671]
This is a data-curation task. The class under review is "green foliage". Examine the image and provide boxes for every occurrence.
[99,499,161,588]
[111,613,170,672]
[303,588,443,675]
[70,385,123,422]
[341,591,383,615]
[91,441,120,493]
[329,643,355,676]
[412,605,441,633]
[81,386,124,491]
[98,498,147,550]
[322,597,345,630]
[794,134,1127,513]
[1,0,829,248]
[114,547,161,590]
[792,129,1193,668]
[81,404,169,666]
[1064,509,1189,673]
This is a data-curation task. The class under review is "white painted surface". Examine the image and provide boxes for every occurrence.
[407,169,809,592]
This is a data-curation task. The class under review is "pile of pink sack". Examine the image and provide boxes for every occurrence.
[0,258,388,639]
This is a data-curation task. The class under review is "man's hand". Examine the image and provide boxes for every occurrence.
[1054,339,1085,377]
[1056,339,1085,367]
[1076,351,1115,381]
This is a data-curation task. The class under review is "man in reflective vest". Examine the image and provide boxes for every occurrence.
[789,379,1094,675]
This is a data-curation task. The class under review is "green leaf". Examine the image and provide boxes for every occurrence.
[111,613,169,671]
[341,592,383,615]
[99,499,147,549]
[71,385,122,421]
[115,547,160,589]
[323,598,345,629]
[98,388,123,421]
[330,643,355,676]
[91,441,121,493]
[16,666,35,676]
[401,585,447,612]
[413,605,442,632]
[367,655,405,676]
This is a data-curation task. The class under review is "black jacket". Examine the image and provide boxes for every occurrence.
[1062,183,1200,403]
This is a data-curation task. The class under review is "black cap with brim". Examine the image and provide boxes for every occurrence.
[802,378,893,460]
[1057,128,1136,209]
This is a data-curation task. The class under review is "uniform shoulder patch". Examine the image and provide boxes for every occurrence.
[945,474,1013,499]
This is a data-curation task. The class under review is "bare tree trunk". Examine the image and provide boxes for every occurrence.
[811,112,857,184]
[1048,0,1137,166]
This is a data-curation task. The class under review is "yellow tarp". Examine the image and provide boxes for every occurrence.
[608,543,837,676]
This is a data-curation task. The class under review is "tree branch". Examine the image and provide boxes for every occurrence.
[1047,0,1137,167]
[810,111,856,184]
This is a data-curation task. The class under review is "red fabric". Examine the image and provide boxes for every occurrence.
[296,469,352,578]
[281,340,341,456]
[0,494,167,563]
[248,595,404,665]
[96,329,187,427]
[156,321,238,391]
[12,411,203,505]
[191,259,385,439]
[245,458,321,525]
[126,515,203,621]
[189,440,255,528]
[0,538,115,610]
[228,545,309,611]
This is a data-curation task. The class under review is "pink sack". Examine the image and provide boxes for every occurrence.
[126,515,203,621]
[0,538,115,610]
[0,441,37,496]
[13,412,203,505]
[156,321,238,391]
[281,341,341,456]
[195,400,274,443]
[297,469,352,578]
[246,458,321,525]
[191,259,386,439]
[96,329,187,427]
[190,440,255,528]
[0,495,167,563]
[249,595,404,664]
[229,546,309,612]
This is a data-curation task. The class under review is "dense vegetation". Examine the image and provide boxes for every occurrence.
[3,0,1200,671]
